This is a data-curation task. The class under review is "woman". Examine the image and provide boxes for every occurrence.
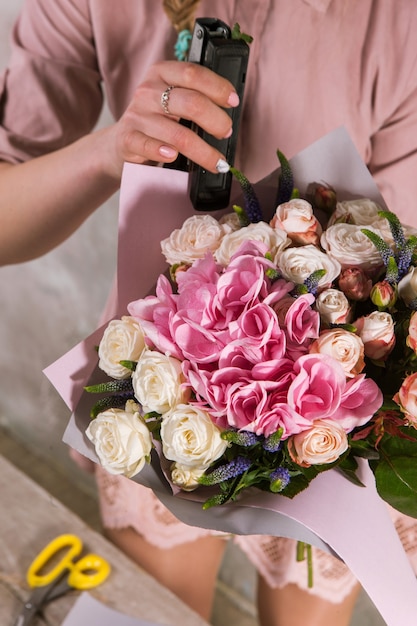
[1,1,417,624]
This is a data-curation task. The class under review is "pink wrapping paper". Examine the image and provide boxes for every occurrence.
[44,128,417,625]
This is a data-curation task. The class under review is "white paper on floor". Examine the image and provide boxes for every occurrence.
[61,593,169,626]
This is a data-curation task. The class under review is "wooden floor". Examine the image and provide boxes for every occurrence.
[0,427,387,626]
[0,427,258,626]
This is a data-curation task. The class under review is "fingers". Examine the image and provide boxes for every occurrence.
[156,61,239,109]
[115,61,240,174]
[119,113,231,174]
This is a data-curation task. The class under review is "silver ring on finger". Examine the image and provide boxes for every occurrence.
[161,85,175,115]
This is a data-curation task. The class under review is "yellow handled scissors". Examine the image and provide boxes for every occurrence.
[14,533,111,626]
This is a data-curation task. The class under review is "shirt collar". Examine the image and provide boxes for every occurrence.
[302,0,333,12]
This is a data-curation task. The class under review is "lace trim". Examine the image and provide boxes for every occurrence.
[95,466,417,602]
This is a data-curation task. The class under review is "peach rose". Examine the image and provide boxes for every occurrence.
[309,329,365,377]
[270,198,322,246]
[394,372,417,429]
[287,419,348,467]
[354,311,395,361]
[406,311,417,354]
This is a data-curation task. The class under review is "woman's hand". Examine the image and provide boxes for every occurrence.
[105,60,240,180]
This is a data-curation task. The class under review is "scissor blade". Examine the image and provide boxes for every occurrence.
[14,585,54,626]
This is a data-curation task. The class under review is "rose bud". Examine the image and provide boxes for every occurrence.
[312,183,337,215]
[370,280,397,309]
[338,267,372,301]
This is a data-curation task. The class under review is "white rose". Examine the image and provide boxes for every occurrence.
[86,401,152,478]
[321,224,385,273]
[132,348,189,414]
[161,404,228,469]
[328,198,390,233]
[98,316,146,379]
[170,463,206,491]
[309,329,365,377]
[398,266,417,305]
[315,288,351,324]
[288,419,348,467]
[276,244,341,287]
[215,221,290,266]
[160,215,225,265]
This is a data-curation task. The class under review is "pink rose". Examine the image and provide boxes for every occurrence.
[284,293,320,345]
[394,372,417,428]
[225,379,280,430]
[253,402,311,438]
[229,302,286,363]
[287,353,346,420]
[216,250,274,319]
[336,375,383,431]
[186,365,249,427]
[170,314,228,364]
[128,275,181,359]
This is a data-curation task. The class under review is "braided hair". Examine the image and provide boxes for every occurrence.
[162,0,200,34]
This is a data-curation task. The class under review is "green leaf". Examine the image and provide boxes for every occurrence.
[231,23,254,44]
[119,360,137,371]
[374,456,417,517]
[371,433,417,517]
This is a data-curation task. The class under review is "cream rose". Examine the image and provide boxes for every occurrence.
[287,419,348,467]
[161,215,225,265]
[170,463,206,491]
[132,348,189,414]
[276,244,341,287]
[161,404,228,469]
[270,198,322,245]
[86,401,152,478]
[354,311,395,360]
[321,224,385,273]
[98,316,146,379]
[315,288,351,325]
[215,221,290,266]
[398,267,417,306]
[309,329,365,377]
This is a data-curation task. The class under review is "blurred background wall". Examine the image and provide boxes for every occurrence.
[0,0,119,491]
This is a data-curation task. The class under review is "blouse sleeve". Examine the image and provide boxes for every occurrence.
[0,0,103,163]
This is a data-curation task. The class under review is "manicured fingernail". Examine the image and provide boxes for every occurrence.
[227,92,240,107]
[216,158,230,173]
[159,145,178,159]
[224,127,233,139]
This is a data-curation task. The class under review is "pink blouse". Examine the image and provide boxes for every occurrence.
[1,0,417,224]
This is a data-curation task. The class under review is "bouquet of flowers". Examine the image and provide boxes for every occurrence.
[83,152,417,518]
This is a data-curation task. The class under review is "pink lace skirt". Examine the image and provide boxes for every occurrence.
[95,467,417,603]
